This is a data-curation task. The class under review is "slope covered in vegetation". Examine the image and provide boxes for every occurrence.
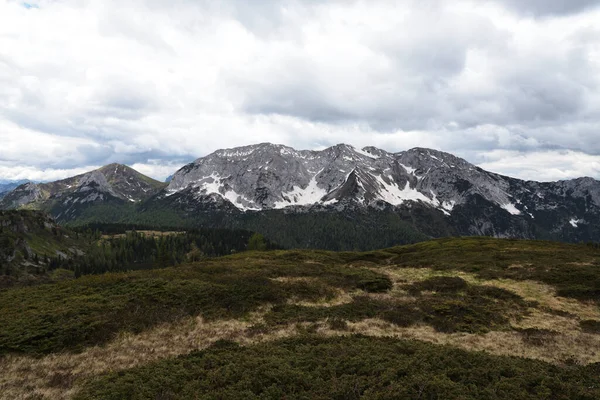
[0,237,599,399]
[68,204,433,251]
[0,210,277,287]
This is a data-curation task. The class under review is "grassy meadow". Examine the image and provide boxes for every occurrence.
[0,237,599,399]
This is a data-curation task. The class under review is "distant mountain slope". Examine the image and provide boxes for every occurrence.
[152,143,600,243]
[0,210,89,286]
[163,143,600,218]
[0,180,28,200]
[0,164,167,221]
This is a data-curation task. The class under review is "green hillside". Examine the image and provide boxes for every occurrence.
[0,210,277,287]
[0,210,89,286]
[0,237,599,398]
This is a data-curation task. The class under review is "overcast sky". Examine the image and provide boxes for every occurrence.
[1,0,600,182]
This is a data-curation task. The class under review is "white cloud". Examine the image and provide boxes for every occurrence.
[130,160,186,182]
[0,0,599,182]
[477,150,600,181]
[0,164,102,182]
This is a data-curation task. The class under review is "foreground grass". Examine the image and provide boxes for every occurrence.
[1,237,599,398]
[76,335,600,400]
[0,257,390,355]
[386,237,600,302]
[1,237,599,358]
[262,276,533,334]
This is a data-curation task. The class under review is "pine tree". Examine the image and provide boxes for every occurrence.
[248,233,267,251]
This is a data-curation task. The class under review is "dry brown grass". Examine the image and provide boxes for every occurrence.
[567,262,595,267]
[350,266,600,364]
[318,319,600,366]
[484,279,600,321]
[271,277,355,307]
[101,230,185,240]
[375,266,600,321]
[0,308,277,400]
[3,310,599,399]
[270,276,319,284]
[3,265,599,399]
[290,290,355,308]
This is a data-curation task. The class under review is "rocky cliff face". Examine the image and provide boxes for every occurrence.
[158,143,600,241]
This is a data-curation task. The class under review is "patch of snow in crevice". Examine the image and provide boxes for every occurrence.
[399,163,416,175]
[217,149,256,158]
[501,203,521,215]
[440,200,456,215]
[197,172,222,195]
[569,218,582,228]
[322,198,339,205]
[273,172,328,209]
[375,176,434,206]
[355,147,378,159]
[222,189,260,211]
[428,191,456,216]
[279,148,296,156]
[192,172,259,211]
[355,176,366,191]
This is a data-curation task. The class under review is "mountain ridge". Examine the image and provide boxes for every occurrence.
[153,143,600,243]
[162,143,599,213]
[1,143,600,246]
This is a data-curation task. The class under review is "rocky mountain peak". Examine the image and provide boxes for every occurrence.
[164,143,507,213]
[0,164,167,219]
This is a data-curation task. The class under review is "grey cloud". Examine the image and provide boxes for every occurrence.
[1,0,600,182]
[495,0,600,16]
[233,2,598,154]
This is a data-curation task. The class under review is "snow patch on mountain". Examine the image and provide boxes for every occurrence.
[354,147,378,159]
[375,177,432,206]
[222,189,260,211]
[501,203,521,215]
[274,174,328,208]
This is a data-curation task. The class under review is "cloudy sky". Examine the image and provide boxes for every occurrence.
[1,0,600,182]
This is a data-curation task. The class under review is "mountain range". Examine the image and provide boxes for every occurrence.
[2,143,599,249]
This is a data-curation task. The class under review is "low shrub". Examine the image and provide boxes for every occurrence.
[75,335,600,400]
[580,320,600,334]
[0,258,392,355]
[516,328,559,346]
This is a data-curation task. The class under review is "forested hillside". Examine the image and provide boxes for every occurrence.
[68,204,433,251]
[0,210,277,287]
